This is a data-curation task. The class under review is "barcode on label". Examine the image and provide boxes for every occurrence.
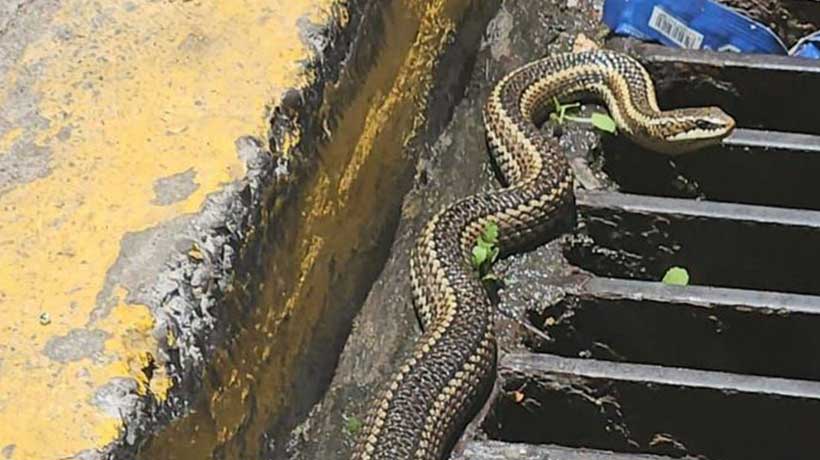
[648,6,704,49]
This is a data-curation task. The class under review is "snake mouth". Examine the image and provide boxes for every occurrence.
[666,124,734,143]
[662,107,737,146]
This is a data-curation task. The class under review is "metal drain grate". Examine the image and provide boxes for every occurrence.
[455,43,820,460]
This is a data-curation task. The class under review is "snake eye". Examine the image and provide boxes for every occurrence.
[695,119,717,130]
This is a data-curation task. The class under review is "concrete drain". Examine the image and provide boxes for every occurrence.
[456,43,820,460]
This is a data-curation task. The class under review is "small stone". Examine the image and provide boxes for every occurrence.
[573,33,600,52]
[39,312,51,326]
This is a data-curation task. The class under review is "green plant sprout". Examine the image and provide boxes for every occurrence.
[344,415,363,436]
[471,221,500,280]
[662,266,690,286]
[550,97,617,133]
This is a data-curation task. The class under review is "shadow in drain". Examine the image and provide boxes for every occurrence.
[564,191,820,296]
[483,354,820,460]
[601,136,820,211]
[526,278,820,381]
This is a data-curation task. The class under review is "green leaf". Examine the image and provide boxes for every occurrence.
[472,245,489,268]
[473,222,501,277]
[345,416,363,435]
[482,222,499,245]
[662,267,690,286]
[590,113,616,133]
[490,247,500,263]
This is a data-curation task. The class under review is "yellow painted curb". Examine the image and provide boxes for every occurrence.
[0,1,331,458]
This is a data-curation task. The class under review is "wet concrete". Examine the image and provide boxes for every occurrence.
[288,1,609,459]
[457,441,692,460]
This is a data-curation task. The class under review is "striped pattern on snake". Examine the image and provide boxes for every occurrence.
[351,49,735,460]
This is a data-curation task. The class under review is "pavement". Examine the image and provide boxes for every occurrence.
[0,1,333,458]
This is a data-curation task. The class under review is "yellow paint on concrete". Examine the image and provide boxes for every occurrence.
[281,235,325,319]
[337,0,454,203]
[96,289,170,397]
[0,126,23,153]
[0,0,331,458]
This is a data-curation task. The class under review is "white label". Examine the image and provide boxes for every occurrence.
[648,6,704,49]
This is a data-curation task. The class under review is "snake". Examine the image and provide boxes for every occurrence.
[350,49,735,460]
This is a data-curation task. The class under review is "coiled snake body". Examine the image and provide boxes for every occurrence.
[352,50,734,460]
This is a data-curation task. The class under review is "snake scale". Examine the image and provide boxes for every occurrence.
[351,49,735,460]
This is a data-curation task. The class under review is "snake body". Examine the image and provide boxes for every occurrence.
[351,50,734,460]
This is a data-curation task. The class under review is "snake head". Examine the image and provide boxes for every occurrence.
[650,106,736,155]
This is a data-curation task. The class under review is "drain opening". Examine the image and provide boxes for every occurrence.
[566,191,820,295]
[484,354,820,460]
[528,278,820,381]
[602,130,820,210]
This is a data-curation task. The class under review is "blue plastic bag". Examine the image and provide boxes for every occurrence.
[791,31,820,59]
[603,0,788,55]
